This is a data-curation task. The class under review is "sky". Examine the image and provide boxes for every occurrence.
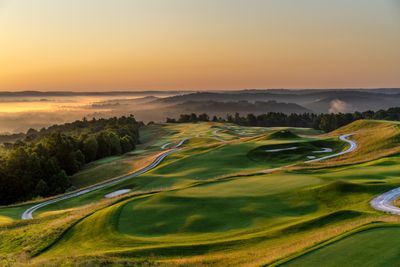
[0,0,399,91]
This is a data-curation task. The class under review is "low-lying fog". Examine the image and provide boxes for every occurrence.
[0,94,178,133]
[2,89,399,134]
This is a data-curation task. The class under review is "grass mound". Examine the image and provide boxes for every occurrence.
[116,193,317,237]
[308,180,392,200]
[282,210,365,234]
[269,130,300,139]
[185,137,219,147]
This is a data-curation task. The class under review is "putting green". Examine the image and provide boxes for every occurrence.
[117,173,321,237]
[281,226,400,267]
[249,139,344,164]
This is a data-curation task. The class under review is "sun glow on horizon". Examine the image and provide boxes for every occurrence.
[0,0,399,91]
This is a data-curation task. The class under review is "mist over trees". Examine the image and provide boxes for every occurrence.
[166,107,400,132]
[0,116,141,205]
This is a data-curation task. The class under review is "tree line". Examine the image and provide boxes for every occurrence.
[166,107,400,132]
[0,116,141,205]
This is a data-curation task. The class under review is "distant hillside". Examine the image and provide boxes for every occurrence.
[304,93,400,113]
[173,100,311,115]
[91,96,159,108]
[158,90,400,113]
[0,91,188,97]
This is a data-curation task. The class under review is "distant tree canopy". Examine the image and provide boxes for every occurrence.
[0,115,142,205]
[166,107,400,132]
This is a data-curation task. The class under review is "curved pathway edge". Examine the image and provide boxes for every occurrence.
[21,140,187,220]
[370,188,400,215]
[21,135,358,220]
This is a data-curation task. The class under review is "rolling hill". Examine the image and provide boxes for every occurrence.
[0,120,399,266]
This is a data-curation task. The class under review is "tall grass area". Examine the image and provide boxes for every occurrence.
[328,120,400,163]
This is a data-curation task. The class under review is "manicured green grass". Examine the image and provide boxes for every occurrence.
[69,123,272,190]
[1,120,400,266]
[39,154,399,261]
[70,156,136,188]
[281,226,400,267]
[117,173,322,237]
[0,204,31,221]
[36,125,332,214]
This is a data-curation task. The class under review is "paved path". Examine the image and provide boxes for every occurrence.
[175,139,188,148]
[21,134,355,220]
[370,188,400,215]
[21,140,187,220]
[160,142,171,150]
[306,134,357,163]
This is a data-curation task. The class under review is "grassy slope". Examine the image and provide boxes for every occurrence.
[70,124,171,188]
[326,120,400,164]
[35,120,400,266]
[69,122,272,189]
[40,154,398,259]
[1,120,400,266]
[35,125,322,214]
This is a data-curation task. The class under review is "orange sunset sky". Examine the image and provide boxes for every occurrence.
[0,0,399,91]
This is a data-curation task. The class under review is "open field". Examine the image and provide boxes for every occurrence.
[0,120,399,266]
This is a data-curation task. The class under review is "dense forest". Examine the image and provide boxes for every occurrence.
[0,116,141,205]
[166,107,400,132]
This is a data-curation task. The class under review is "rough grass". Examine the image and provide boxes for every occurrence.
[325,120,400,164]
[71,151,165,188]
[0,216,13,226]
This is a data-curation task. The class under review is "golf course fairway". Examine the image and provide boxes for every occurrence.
[280,226,400,267]
[0,120,399,266]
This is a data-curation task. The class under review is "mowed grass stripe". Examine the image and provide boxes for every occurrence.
[280,226,400,267]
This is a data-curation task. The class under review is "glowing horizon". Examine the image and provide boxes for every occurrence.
[0,0,399,91]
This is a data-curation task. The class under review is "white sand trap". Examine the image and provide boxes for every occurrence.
[313,148,333,153]
[104,189,131,198]
[160,142,171,150]
[175,139,188,148]
[265,147,298,153]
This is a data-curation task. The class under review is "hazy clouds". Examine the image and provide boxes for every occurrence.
[329,99,353,114]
